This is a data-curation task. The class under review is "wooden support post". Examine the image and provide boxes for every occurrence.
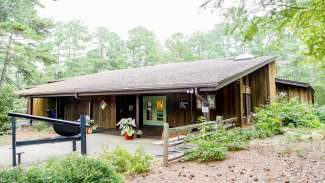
[136,95,140,129]
[80,115,87,155]
[72,141,77,152]
[55,98,58,119]
[11,117,17,166]
[163,122,169,166]
[216,115,223,124]
[235,79,244,127]
[29,98,33,126]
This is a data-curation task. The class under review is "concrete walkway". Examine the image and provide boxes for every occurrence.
[0,133,163,168]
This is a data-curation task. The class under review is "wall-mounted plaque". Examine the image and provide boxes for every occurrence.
[179,99,190,109]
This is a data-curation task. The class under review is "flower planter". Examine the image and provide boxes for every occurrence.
[86,127,92,134]
[124,133,134,140]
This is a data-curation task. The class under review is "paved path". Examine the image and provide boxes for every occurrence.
[0,133,162,168]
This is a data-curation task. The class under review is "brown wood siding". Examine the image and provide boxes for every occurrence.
[166,81,238,127]
[92,96,116,129]
[63,97,90,121]
[276,83,313,103]
[32,98,48,117]
[248,63,275,111]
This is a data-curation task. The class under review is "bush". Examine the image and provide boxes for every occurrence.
[0,86,15,135]
[184,141,227,162]
[316,105,325,123]
[253,98,321,137]
[184,97,322,162]
[0,154,123,183]
[33,121,51,132]
[0,85,26,135]
[184,128,249,162]
[101,146,153,175]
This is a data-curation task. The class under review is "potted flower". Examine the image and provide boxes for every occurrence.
[117,118,136,140]
[87,119,97,134]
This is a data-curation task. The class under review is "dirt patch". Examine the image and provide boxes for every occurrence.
[128,134,325,183]
[0,126,56,146]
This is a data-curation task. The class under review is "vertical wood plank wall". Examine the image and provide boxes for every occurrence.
[32,98,48,117]
[63,97,90,121]
[92,96,116,129]
[276,83,314,103]
[166,81,238,127]
[248,62,276,111]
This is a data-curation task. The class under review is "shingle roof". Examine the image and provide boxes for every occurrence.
[19,56,275,97]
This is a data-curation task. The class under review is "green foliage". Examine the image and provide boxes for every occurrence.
[0,86,15,134]
[316,105,325,123]
[0,154,123,183]
[33,121,51,132]
[254,98,321,133]
[0,85,26,134]
[117,118,136,136]
[101,146,153,175]
[184,142,227,162]
[185,127,249,162]
[185,98,322,162]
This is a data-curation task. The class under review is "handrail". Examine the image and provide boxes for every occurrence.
[8,112,90,127]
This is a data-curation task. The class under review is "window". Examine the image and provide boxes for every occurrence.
[156,100,164,121]
[207,94,215,109]
[146,101,152,120]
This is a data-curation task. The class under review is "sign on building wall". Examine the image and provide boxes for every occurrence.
[196,94,216,109]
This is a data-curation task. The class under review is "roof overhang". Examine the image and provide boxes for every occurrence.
[275,78,314,93]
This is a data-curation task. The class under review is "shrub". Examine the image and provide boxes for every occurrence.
[316,105,325,123]
[184,141,227,162]
[0,85,26,135]
[33,121,51,132]
[253,98,321,137]
[0,86,15,135]
[101,146,153,175]
[185,128,249,162]
[0,154,123,183]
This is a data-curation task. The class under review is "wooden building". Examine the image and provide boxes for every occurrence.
[275,78,314,103]
[20,56,281,130]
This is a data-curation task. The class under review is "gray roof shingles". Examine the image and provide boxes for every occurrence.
[19,56,275,97]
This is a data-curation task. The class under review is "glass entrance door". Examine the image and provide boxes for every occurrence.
[143,96,166,126]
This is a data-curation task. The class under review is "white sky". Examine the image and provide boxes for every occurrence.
[39,0,222,41]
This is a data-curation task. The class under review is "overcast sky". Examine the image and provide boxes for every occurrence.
[39,0,221,41]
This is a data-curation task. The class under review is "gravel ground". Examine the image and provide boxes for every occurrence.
[128,132,325,183]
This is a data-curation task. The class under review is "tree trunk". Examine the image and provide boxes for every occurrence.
[0,33,13,89]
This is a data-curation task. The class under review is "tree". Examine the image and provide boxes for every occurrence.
[90,27,128,70]
[0,0,54,89]
[127,26,162,67]
[164,33,194,62]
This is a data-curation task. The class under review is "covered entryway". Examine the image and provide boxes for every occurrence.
[116,95,136,124]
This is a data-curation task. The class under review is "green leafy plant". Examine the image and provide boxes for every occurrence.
[0,86,16,135]
[185,141,227,162]
[33,121,51,132]
[0,154,123,183]
[185,127,249,162]
[100,146,153,175]
[117,118,136,136]
[253,97,321,138]
[88,119,97,131]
